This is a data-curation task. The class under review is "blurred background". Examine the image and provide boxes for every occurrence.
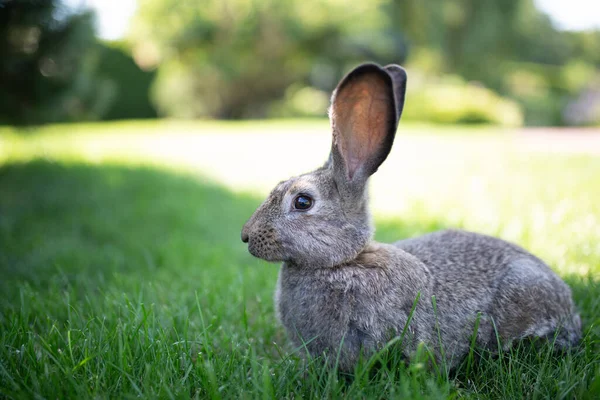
[1,0,599,127]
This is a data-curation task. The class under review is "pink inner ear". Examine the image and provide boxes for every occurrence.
[332,74,393,180]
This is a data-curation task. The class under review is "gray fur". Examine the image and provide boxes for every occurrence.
[241,63,581,372]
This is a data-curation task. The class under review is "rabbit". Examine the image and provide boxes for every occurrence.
[240,63,581,372]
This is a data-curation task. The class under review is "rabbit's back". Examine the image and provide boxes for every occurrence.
[395,229,581,357]
[395,229,546,286]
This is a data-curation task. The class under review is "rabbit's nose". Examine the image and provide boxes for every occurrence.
[241,231,249,243]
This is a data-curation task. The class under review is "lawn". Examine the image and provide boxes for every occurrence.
[0,120,599,399]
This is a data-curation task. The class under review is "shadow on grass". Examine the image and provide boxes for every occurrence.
[0,160,264,297]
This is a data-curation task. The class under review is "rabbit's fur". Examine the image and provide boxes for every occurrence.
[241,63,581,372]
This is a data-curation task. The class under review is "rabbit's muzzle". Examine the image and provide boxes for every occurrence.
[242,222,284,262]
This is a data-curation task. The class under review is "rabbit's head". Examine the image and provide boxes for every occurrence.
[242,63,407,267]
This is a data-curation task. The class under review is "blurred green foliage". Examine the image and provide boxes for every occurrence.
[0,0,100,125]
[130,0,402,119]
[95,42,157,120]
[0,0,155,125]
[1,0,599,126]
[402,73,523,126]
[128,0,600,126]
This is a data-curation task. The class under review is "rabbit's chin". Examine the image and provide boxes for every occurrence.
[247,243,285,263]
[248,242,349,267]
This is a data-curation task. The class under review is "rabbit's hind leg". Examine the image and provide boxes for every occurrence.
[488,258,581,351]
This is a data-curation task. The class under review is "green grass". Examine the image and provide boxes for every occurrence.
[0,121,599,399]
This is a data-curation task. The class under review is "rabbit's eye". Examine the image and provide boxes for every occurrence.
[293,195,313,210]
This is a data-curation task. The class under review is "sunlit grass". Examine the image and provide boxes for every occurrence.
[0,120,599,398]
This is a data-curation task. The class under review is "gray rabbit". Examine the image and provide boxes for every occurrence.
[241,63,581,372]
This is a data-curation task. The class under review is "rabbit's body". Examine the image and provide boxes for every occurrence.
[274,230,580,371]
[242,63,580,372]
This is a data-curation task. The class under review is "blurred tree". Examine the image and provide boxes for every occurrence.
[567,30,600,68]
[0,0,107,125]
[130,0,407,119]
[129,0,599,125]
[95,41,157,120]
[389,0,567,84]
[391,0,599,125]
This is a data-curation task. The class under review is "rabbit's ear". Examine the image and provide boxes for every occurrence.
[329,63,405,185]
[384,64,408,122]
